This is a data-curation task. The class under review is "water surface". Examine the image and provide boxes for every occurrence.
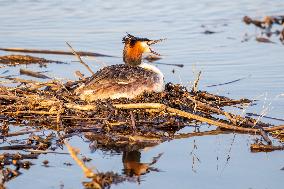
[0,0,284,188]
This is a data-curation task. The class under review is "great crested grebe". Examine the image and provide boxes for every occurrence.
[75,34,165,102]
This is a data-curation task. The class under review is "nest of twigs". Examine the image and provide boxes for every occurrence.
[1,60,284,189]
[1,77,283,150]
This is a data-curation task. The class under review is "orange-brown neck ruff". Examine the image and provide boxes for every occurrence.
[123,41,146,66]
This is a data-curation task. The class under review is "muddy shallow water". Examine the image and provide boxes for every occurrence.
[0,0,284,189]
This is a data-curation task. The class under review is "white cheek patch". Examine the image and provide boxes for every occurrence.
[140,42,151,53]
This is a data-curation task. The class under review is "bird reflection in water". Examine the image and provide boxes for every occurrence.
[122,150,163,183]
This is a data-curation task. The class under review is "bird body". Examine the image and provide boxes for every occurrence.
[75,34,165,101]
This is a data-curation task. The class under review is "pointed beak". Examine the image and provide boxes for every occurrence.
[146,38,166,56]
[147,38,166,45]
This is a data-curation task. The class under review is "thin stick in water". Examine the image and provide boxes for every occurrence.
[20,68,51,79]
[0,47,114,57]
[66,42,95,75]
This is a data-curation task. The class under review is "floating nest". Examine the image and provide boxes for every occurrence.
[0,50,284,188]
[1,76,283,148]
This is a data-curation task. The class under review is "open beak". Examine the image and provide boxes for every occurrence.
[146,38,166,56]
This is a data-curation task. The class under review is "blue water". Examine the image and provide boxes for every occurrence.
[0,0,284,188]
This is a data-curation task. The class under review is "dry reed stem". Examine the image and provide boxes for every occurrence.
[64,140,102,188]
[2,110,57,115]
[63,102,284,133]
[192,71,202,93]
[0,77,41,84]
[56,103,64,130]
[0,47,114,57]
[24,149,69,155]
[115,133,162,144]
[0,130,38,139]
[66,42,95,75]
[186,94,258,128]
[250,143,284,152]
[19,68,50,79]
[174,129,230,140]
[113,103,284,133]
[64,103,97,111]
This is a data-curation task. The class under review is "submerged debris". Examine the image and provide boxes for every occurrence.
[250,143,284,153]
[0,152,37,183]
[243,15,284,44]
[243,15,284,29]
[255,37,275,43]
[203,30,217,34]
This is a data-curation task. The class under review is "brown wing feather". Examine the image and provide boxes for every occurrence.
[76,64,159,101]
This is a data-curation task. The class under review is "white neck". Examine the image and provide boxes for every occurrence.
[139,62,164,80]
[139,62,164,92]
